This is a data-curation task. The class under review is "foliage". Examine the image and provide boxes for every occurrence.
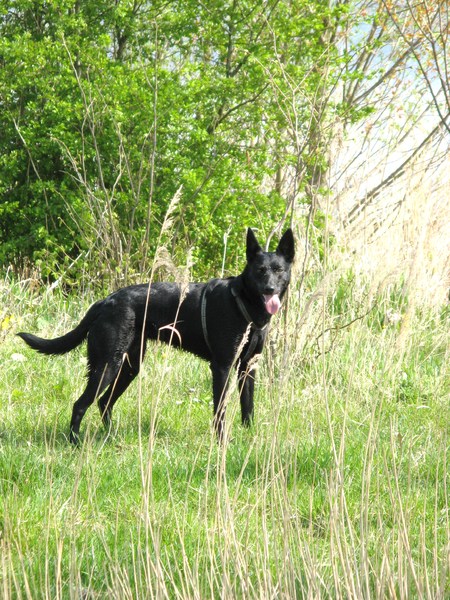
[0,0,364,282]
[2,1,447,284]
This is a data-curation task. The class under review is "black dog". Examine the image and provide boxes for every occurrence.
[18,228,295,443]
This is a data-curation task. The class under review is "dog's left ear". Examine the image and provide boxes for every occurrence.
[276,228,295,263]
[246,228,263,261]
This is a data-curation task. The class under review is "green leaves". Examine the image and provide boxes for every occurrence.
[0,0,359,281]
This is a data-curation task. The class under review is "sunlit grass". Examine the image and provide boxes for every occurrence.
[0,277,448,598]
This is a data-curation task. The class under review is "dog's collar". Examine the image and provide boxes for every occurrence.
[200,280,268,357]
[230,286,268,331]
[231,287,269,363]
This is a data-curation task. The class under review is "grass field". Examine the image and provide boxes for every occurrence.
[0,273,448,599]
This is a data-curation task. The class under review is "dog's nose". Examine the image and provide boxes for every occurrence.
[264,286,275,294]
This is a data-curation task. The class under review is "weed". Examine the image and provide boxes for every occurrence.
[0,274,448,598]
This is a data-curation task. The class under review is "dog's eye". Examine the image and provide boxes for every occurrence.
[258,266,267,274]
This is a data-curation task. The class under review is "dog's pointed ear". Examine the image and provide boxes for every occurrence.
[276,228,295,263]
[246,228,263,261]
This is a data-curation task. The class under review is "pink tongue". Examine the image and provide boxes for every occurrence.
[264,294,281,315]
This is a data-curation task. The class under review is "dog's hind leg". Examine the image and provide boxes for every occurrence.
[69,365,118,444]
[98,340,146,429]
[69,316,140,444]
[97,370,136,430]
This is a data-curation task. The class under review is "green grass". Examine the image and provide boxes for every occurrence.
[0,278,448,599]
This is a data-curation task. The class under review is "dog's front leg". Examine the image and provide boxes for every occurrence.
[211,361,231,440]
[238,362,255,427]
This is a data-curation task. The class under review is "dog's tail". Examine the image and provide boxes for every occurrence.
[17,300,103,355]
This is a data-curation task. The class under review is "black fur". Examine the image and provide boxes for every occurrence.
[18,228,295,443]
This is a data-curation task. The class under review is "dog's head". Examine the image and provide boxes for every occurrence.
[243,228,295,315]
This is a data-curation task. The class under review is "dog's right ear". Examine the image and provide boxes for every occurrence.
[246,228,263,261]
